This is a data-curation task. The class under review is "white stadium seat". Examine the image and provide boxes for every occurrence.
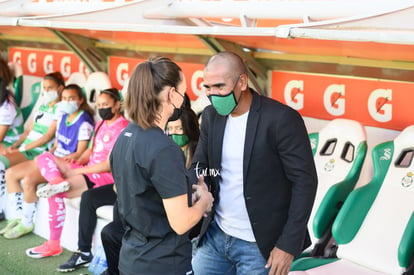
[66,71,87,88]
[290,125,414,275]
[305,118,367,256]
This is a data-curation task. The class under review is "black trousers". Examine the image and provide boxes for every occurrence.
[101,201,124,275]
[78,184,117,252]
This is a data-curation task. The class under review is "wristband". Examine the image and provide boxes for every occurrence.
[18,145,26,152]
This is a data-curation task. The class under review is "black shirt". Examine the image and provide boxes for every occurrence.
[110,123,192,275]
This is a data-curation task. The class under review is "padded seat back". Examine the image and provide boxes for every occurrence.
[8,62,23,106]
[66,72,87,89]
[308,119,367,245]
[21,76,43,128]
[120,77,130,120]
[120,77,128,103]
[332,125,414,274]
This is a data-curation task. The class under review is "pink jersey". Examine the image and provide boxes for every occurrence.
[86,115,129,187]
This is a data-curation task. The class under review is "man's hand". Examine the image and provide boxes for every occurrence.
[192,175,213,216]
[265,247,294,275]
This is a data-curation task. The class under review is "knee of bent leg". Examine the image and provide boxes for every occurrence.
[101,222,110,242]
[5,167,16,182]
[80,188,93,207]
[22,176,38,191]
[35,152,54,166]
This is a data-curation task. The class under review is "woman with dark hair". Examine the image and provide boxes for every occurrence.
[109,56,213,275]
[0,71,65,221]
[98,103,202,275]
[54,88,129,273]
[167,107,200,169]
[25,88,128,259]
[1,71,65,157]
[0,57,24,153]
[0,57,24,221]
[1,84,94,239]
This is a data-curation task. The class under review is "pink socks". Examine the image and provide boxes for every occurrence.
[36,152,64,184]
[47,193,67,241]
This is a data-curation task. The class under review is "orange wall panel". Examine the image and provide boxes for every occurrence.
[272,71,414,130]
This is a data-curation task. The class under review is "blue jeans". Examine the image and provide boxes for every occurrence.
[192,221,268,275]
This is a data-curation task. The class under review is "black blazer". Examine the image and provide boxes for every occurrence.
[192,90,318,258]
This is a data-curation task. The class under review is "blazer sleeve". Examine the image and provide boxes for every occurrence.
[274,107,318,256]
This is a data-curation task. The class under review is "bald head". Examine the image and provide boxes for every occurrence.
[205,51,247,81]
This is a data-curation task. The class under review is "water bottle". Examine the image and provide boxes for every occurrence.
[88,246,107,275]
[87,252,99,274]
[95,254,108,275]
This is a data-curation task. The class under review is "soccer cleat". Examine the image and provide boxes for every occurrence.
[3,220,34,239]
[36,181,70,198]
[57,251,93,272]
[26,241,63,258]
[0,219,20,235]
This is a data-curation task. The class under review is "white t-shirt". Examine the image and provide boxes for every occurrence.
[215,111,256,242]
[0,98,24,144]
[23,102,60,153]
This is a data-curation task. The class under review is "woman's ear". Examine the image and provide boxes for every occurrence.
[167,86,175,102]
[114,100,121,111]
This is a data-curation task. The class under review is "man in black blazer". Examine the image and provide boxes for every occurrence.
[192,51,317,275]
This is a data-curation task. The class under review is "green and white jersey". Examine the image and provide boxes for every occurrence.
[0,97,24,145]
[23,102,60,154]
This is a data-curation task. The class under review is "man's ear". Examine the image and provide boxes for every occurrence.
[240,73,248,90]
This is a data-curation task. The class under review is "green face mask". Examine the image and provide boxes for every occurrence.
[171,134,189,147]
[208,91,238,116]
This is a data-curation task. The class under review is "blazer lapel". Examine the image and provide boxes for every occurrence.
[212,113,227,172]
[243,91,261,180]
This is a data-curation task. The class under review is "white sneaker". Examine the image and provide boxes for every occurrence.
[36,181,70,198]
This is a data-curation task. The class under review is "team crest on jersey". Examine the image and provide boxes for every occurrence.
[103,133,110,142]
[324,159,335,172]
[401,172,413,187]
